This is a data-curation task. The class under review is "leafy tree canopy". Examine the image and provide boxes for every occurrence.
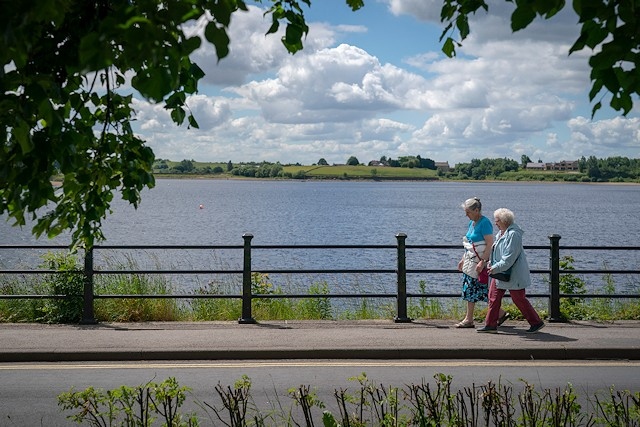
[346,156,360,166]
[1,0,327,250]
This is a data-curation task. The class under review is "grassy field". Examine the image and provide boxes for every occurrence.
[151,160,640,183]
[283,165,440,179]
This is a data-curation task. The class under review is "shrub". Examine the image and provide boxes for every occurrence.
[558,256,588,320]
[38,252,84,323]
[58,374,640,426]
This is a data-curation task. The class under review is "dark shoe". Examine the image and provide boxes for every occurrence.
[476,325,498,333]
[497,312,511,326]
[526,322,545,333]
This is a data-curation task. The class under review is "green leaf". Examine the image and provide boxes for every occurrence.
[618,1,635,23]
[266,20,280,35]
[456,15,470,40]
[617,93,633,115]
[346,0,365,11]
[132,68,174,102]
[211,0,234,27]
[79,33,112,71]
[600,68,619,93]
[440,3,457,21]
[588,78,604,101]
[14,119,33,154]
[204,22,230,60]
[190,62,206,80]
[282,22,305,54]
[570,21,608,53]
[119,16,151,30]
[171,107,186,125]
[188,115,200,129]
[442,37,457,58]
[322,411,339,427]
[165,92,186,109]
[183,36,202,55]
[591,102,602,120]
[573,0,583,17]
[534,0,566,19]
[511,4,536,31]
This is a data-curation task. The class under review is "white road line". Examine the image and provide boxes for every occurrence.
[1,360,638,370]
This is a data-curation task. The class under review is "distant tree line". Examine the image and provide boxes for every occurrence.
[579,156,640,181]
[451,156,640,182]
[153,156,640,182]
[452,158,520,180]
[362,155,437,169]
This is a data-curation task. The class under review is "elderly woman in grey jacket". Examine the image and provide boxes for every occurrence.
[477,208,545,334]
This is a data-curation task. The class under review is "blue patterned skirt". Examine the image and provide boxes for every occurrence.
[461,273,488,303]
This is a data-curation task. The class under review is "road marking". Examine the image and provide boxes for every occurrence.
[1,360,638,370]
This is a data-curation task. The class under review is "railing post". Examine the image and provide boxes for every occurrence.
[395,233,411,323]
[548,234,563,322]
[239,233,257,324]
[81,247,97,324]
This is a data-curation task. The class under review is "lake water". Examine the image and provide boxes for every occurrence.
[2,179,639,296]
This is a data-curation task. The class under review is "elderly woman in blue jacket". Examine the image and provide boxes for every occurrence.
[477,208,545,334]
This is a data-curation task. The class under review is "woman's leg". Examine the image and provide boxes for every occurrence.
[464,301,475,323]
[510,289,542,326]
[484,279,505,327]
[458,275,487,325]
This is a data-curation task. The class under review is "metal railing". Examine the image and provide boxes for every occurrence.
[1,234,639,324]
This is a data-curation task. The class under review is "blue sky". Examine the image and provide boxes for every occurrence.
[131,0,639,166]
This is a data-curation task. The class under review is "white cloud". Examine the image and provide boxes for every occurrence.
[568,116,640,151]
[133,95,231,131]
[185,94,232,130]
[229,43,430,124]
[385,0,443,22]
[186,6,339,86]
[126,2,638,166]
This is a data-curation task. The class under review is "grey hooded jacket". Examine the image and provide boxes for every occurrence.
[490,223,531,290]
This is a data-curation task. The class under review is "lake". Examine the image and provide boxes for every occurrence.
[1,179,639,296]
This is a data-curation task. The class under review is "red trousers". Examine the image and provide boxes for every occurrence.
[485,279,542,327]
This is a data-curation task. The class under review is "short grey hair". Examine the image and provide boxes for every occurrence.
[494,208,515,226]
[461,197,482,211]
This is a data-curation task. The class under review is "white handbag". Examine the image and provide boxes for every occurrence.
[461,237,485,279]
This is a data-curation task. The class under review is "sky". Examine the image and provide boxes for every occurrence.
[131,0,639,167]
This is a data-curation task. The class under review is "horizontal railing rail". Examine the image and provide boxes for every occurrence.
[1,234,639,324]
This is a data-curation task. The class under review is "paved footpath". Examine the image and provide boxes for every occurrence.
[1,320,639,362]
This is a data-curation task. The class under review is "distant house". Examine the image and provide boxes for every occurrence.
[526,160,579,171]
[547,160,579,171]
[556,160,579,171]
[526,162,546,170]
[435,162,450,172]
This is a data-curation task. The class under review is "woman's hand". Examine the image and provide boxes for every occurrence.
[457,258,464,271]
[475,260,485,273]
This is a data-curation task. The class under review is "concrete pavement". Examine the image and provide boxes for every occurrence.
[1,319,639,362]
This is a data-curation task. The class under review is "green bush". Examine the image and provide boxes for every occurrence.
[558,256,589,320]
[297,282,333,319]
[58,374,640,426]
[58,377,197,426]
[38,252,84,323]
